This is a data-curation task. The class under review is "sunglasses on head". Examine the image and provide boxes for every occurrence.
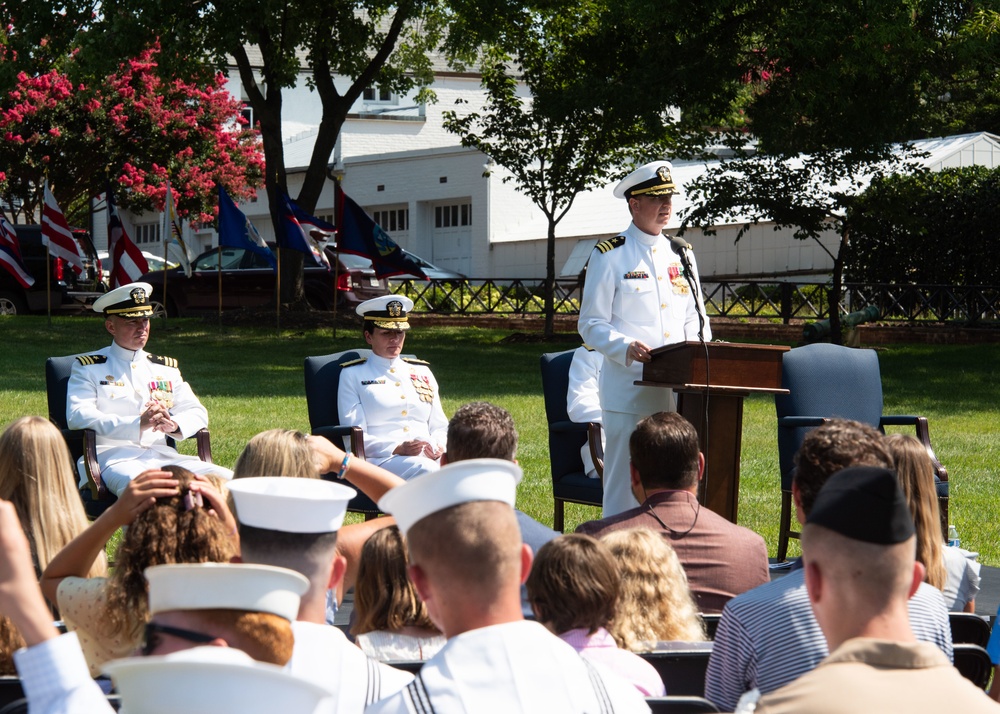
[141,622,217,656]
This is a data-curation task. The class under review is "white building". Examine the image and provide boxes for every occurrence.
[110,48,1000,282]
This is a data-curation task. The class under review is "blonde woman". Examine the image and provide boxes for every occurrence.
[41,466,237,676]
[232,428,318,479]
[602,527,706,651]
[0,416,107,673]
[886,433,979,612]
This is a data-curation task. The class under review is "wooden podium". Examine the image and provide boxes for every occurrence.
[637,341,789,523]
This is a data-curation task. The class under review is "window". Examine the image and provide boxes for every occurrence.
[434,203,472,228]
[134,224,160,245]
[363,86,393,103]
[240,103,254,128]
[373,208,409,233]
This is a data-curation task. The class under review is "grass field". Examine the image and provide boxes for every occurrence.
[3,316,998,563]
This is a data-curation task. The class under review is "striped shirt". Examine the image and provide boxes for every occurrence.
[705,567,953,712]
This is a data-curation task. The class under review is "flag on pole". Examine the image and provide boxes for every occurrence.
[277,189,332,270]
[218,185,276,270]
[42,182,85,276]
[0,216,34,288]
[106,187,149,288]
[335,185,427,279]
[163,181,192,277]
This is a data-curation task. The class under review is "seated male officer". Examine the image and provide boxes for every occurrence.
[67,282,231,496]
[338,295,448,480]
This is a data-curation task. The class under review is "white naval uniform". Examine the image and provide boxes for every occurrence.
[287,621,413,712]
[66,341,232,496]
[578,222,710,517]
[566,346,605,479]
[366,620,651,714]
[338,353,448,480]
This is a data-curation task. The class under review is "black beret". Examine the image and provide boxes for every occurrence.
[806,466,915,545]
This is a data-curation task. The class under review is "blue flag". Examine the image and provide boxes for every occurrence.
[277,189,332,270]
[218,185,276,271]
[335,185,427,280]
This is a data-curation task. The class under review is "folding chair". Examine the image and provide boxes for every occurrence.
[639,648,713,698]
[644,696,719,714]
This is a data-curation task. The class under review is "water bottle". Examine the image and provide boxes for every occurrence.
[947,524,960,549]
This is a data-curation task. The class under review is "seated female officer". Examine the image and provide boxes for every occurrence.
[337,295,448,480]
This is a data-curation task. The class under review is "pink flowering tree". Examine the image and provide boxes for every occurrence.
[0,43,263,225]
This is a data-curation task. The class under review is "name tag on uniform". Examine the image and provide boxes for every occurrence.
[100,376,126,387]
[362,379,386,385]
[623,271,649,280]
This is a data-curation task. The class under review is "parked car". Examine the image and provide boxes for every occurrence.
[139,245,389,317]
[0,225,104,315]
[394,250,467,281]
[97,250,177,288]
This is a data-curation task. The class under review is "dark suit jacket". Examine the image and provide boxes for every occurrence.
[576,490,769,613]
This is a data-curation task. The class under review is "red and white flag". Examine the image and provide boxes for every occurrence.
[0,216,34,288]
[107,187,148,288]
[41,182,85,276]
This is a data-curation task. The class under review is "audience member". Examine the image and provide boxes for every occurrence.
[228,476,414,710]
[233,428,318,479]
[602,527,706,650]
[40,466,237,675]
[752,467,1000,714]
[352,525,446,661]
[526,533,665,696]
[886,433,980,612]
[706,420,953,712]
[566,345,604,479]
[369,459,650,712]
[576,411,768,612]
[0,416,107,673]
[66,282,231,496]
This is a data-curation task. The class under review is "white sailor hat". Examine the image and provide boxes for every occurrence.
[378,458,522,536]
[146,563,309,621]
[104,646,331,714]
[227,477,357,534]
[613,161,679,199]
[92,281,154,318]
[356,294,414,331]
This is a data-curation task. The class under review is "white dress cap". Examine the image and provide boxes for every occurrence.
[104,646,331,714]
[355,294,415,330]
[378,458,522,536]
[92,281,155,317]
[612,161,678,199]
[227,476,357,533]
[146,563,309,621]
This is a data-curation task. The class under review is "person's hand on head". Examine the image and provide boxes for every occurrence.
[112,469,179,526]
[188,474,238,540]
[307,434,345,476]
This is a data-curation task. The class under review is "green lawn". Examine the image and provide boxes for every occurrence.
[3,316,998,563]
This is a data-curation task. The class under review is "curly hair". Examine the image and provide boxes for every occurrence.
[885,434,946,592]
[526,534,619,636]
[351,526,439,636]
[601,528,706,651]
[0,416,106,673]
[103,466,237,641]
[233,429,318,480]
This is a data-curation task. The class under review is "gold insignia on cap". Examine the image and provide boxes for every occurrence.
[387,300,403,318]
[130,287,147,305]
[657,166,672,183]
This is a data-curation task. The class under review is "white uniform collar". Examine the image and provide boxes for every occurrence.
[369,352,403,370]
[625,222,661,247]
[109,341,146,363]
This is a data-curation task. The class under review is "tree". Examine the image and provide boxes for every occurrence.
[0,44,263,226]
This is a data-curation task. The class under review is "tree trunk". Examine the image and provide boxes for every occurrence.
[544,217,556,338]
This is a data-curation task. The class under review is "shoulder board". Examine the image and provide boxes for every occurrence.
[340,358,368,368]
[594,235,626,254]
[402,357,430,366]
[582,344,595,352]
[75,354,107,366]
[147,354,178,369]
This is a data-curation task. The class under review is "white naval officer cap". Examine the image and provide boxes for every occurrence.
[356,294,414,331]
[104,646,331,714]
[146,563,309,621]
[227,476,357,534]
[613,161,679,199]
[378,458,522,536]
[92,281,154,318]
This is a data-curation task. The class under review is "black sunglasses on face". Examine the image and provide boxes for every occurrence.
[141,622,217,656]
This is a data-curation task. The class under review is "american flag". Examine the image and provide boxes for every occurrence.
[42,182,85,276]
[107,187,149,288]
[0,215,34,288]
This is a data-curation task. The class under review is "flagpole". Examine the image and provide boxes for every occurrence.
[162,183,170,327]
[217,241,222,328]
[45,244,52,328]
[276,246,281,334]
[332,177,342,341]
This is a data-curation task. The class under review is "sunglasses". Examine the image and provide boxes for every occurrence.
[141,622,217,656]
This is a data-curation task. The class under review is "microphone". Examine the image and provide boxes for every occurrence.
[668,235,692,256]
[666,233,707,344]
